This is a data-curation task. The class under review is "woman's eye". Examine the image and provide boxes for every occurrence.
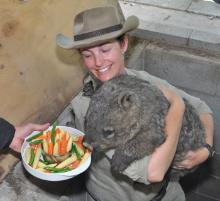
[102,48,111,53]
[82,54,91,58]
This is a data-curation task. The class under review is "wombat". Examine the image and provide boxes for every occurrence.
[84,74,206,178]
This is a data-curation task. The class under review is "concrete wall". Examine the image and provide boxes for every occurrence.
[127,38,220,201]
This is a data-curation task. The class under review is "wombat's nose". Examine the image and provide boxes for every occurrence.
[83,135,94,151]
[84,133,92,143]
[83,142,93,152]
[103,127,115,139]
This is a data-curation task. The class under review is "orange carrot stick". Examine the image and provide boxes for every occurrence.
[47,131,51,141]
[74,141,84,150]
[68,160,80,169]
[61,132,67,141]
[48,142,54,155]
[59,140,67,155]
[37,135,47,140]
[77,136,84,144]
[56,128,61,134]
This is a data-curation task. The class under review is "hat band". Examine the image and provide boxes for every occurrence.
[74,24,123,41]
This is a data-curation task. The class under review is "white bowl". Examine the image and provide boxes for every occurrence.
[21,126,91,181]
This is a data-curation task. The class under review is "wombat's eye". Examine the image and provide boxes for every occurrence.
[102,127,115,139]
[110,84,117,92]
[104,83,117,93]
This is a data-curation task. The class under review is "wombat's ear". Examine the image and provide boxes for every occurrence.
[104,83,117,93]
[118,91,139,110]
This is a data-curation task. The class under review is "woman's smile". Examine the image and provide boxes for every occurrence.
[80,38,128,82]
[97,65,111,73]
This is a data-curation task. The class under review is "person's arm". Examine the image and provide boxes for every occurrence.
[163,81,214,169]
[0,117,50,152]
[144,71,214,170]
[127,70,214,179]
[147,85,185,182]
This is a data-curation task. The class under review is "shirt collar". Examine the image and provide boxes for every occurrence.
[82,73,102,97]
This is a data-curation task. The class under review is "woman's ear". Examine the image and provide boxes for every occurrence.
[121,35,129,53]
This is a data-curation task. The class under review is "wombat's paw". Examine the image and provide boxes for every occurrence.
[111,154,128,173]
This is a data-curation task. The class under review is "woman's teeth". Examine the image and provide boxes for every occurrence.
[98,66,109,73]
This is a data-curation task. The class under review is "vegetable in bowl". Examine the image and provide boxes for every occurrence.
[24,125,91,174]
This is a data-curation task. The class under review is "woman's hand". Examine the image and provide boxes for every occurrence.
[9,123,50,152]
[174,148,209,169]
[175,113,214,169]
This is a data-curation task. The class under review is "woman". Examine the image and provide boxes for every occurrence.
[0,118,49,152]
[56,5,214,201]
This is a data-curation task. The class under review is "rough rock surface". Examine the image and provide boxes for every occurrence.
[0,162,85,201]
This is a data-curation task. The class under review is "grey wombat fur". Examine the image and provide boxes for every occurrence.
[85,74,205,178]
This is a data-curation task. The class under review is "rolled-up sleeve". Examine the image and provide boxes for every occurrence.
[105,150,151,185]
[123,156,151,185]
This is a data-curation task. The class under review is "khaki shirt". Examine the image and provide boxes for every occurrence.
[58,68,212,201]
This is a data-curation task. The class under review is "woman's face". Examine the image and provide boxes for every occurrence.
[80,36,128,82]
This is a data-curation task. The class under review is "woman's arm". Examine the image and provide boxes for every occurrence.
[147,85,185,182]
[128,70,214,179]
[143,71,214,170]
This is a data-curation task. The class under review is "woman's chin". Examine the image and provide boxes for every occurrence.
[95,71,122,82]
[96,74,114,82]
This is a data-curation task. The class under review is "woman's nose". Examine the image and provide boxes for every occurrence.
[94,54,104,67]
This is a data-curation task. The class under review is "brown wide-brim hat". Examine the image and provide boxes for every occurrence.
[56,6,139,49]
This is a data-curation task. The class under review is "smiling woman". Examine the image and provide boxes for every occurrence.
[56,4,214,201]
